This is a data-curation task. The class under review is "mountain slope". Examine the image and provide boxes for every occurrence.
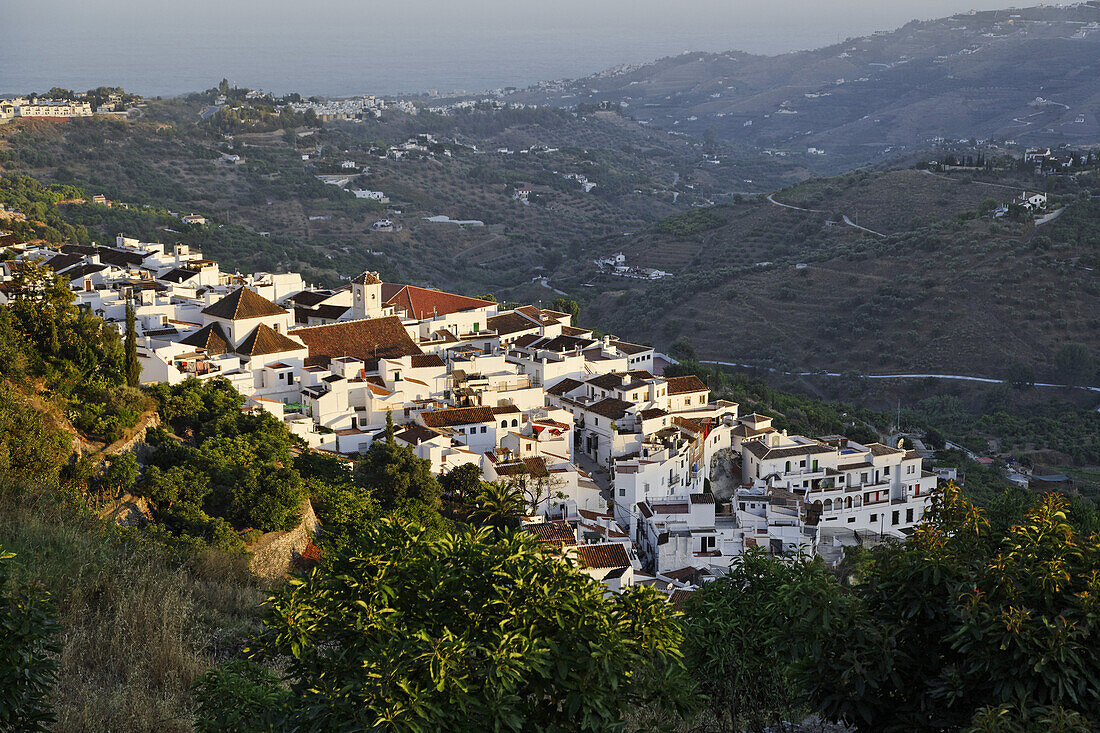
[507,5,1100,173]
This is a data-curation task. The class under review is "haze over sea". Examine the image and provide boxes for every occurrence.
[4,0,1020,97]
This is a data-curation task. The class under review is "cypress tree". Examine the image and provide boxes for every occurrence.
[124,298,140,387]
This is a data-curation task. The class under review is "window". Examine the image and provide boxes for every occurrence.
[785,461,791,472]
[511,419,518,427]
[861,472,869,483]
[892,511,900,526]
[906,508,914,523]
[847,517,856,523]
[501,421,508,428]
[739,502,745,510]
[885,465,891,476]
[393,371,401,381]
[870,514,877,523]
[799,460,806,468]
[619,488,626,497]
[480,426,486,434]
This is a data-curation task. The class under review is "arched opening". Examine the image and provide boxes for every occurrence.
[845,497,852,509]
[511,419,519,427]
[823,499,833,512]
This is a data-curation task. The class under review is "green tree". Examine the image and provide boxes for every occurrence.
[439,462,482,504]
[681,549,804,732]
[550,297,580,322]
[0,549,61,732]
[254,520,691,731]
[353,427,442,513]
[124,298,140,388]
[469,480,525,534]
[778,485,1100,731]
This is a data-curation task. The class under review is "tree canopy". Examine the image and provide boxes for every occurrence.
[251,520,690,732]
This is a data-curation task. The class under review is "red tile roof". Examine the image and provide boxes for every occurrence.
[202,287,287,321]
[381,283,494,320]
[293,316,422,370]
[524,521,577,548]
[574,543,630,570]
[236,324,305,357]
[666,375,708,395]
[178,322,231,355]
[420,406,495,428]
[410,354,445,368]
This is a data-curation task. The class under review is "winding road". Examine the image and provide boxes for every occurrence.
[700,360,1100,394]
[765,193,886,237]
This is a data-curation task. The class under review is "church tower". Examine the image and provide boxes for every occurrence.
[350,271,383,319]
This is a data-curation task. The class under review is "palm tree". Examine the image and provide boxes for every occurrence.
[468,481,525,534]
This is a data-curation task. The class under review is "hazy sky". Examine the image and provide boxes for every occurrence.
[2,0,1023,96]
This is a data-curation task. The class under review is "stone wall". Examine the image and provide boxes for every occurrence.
[248,499,321,581]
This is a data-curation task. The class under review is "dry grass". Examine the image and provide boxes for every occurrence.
[0,489,268,732]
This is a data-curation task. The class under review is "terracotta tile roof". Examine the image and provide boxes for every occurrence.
[903,450,922,460]
[587,398,634,421]
[524,521,577,548]
[381,283,493,320]
[43,253,83,272]
[741,413,773,425]
[410,354,445,368]
[510,333,540,348]
[560,325,591,337]
[236,324,306,357]
[395,424,441,446]
[64,263,107,280]
[574,543,630,570]
[495,457,550,478]
[674,416,706,433]
[293,316,422,370]
[159,267,200,284]
[546,378,584,397]
[178,322,231,355]
[578,508,614,521]
[653,502,690,515]
[668,588,694,607]
[491,405,522,415]
[609,339,650,355]
[640,408,668,421]
[420,406,495,428]
[202,287,287,321]
[666,375,708,395]
[690,493,715,504]
[867,442,903,457]
[60,243,147,267]
[487,311,540,336]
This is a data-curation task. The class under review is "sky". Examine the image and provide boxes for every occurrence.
[1,0,1025,96]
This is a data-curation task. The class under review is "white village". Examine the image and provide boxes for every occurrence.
[0,235,938,599]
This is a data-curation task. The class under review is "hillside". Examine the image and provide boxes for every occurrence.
[0,102,804,296]
[505,4,1100,174]
[550,165,1100,384]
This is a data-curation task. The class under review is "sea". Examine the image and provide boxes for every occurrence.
[2,0,1020,98]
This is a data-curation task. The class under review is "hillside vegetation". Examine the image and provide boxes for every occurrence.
[575,165,1099,385]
